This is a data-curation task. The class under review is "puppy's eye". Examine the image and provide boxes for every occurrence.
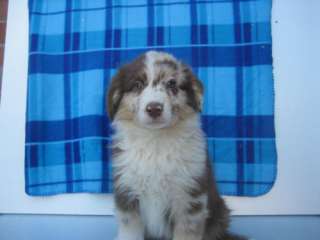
[166,79,177,89]
[133,80,144,91]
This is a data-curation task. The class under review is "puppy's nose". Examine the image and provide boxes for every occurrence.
[146,102,163,118]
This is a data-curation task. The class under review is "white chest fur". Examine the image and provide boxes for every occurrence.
[112,116,206,238]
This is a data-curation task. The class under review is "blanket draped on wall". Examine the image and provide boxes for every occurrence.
[25,0,277,196]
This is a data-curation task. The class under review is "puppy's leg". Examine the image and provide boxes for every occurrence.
[172,197,208,240]
[115,209,144,240]
[173,214,206,240]
[113,186,143,240]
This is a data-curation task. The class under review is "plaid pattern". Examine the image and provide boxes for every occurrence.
[26,0,277,196]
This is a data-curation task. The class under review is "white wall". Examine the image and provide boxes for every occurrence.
[0,0,319,215]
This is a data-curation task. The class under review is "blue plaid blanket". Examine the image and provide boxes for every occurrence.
[25,0,277,196]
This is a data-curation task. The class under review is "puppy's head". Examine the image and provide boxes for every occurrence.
[107,51,203,129]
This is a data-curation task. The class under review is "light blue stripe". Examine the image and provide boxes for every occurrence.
[257,139,277,164]
[214,163,276,182]
[28,165,67,186]
[27,70,108,121]
[27,183,67,195]
[77,0,106,9]
[217,182,236,195]
[31,0,66,13]
[161,3,191,27]
[31,13,66,35]
[199,65,274,115]
[27,161,111,185]
[242,65,274,115]
[72,10,106,33]
[27,74,65,121]
[199,67,236,115]
[240,0,272,23]
[70,70,106,119]
[201,1,234,25]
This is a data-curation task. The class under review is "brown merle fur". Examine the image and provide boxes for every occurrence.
[107,54,147,120]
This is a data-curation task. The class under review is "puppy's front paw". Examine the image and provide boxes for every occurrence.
[115,233,144,240]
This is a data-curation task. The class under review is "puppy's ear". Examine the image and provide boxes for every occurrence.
[106,70,124,121]
[181,64,204,112]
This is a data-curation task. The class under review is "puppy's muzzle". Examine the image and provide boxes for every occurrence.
[146,102,163,119]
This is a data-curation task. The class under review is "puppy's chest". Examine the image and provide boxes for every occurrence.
[114,133,205,196]
[115,140,204,237]
[117,143,192,196]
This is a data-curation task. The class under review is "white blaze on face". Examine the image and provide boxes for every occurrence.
[135,51,175,129]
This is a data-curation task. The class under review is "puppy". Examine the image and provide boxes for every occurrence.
[107,51,246,240]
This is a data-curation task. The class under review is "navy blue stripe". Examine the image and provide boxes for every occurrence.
[26,115,275,143]
[72,32,80,51]
[29,0,254,16]
[101,120,109,192]
[29,145,38,167]
[190,0,198,45]
[65,142,73,192]
[64,0,73,193]
[63,3,72,121]
[101,157,109,192]
[30,34,38,52]
[236,74,244,196]
[101,0,112,192]
[112,30,122,66]
[65,142,73,166]
[233,0,245,195]
[246,140,255,163]
[28,0,33,11]
[200,25,208,44]
[233,1,245,195]
[104,1,112,48]
[114,29,121,48]
[26,115,111,143]
[202,115,275,138]
[73,141,81,163]
[29,44,272,74]
[157,26,164,45]
[63,14,71,50]
[190,0,200,68]
[24,144,31,189]
[243,22,252,42]
[236,140,244,194]
[147,0,155,46]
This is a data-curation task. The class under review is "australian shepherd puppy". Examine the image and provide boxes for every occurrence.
[107,51,246,240]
